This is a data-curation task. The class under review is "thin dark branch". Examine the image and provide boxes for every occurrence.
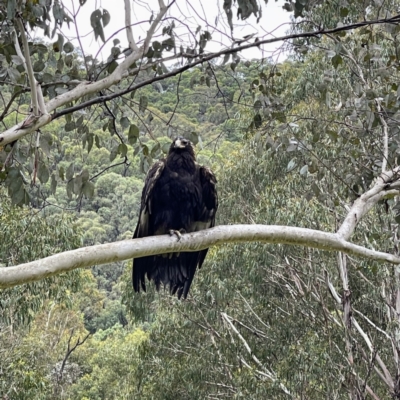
[89,158,129,182]
[100,92,125,144]
[207,62,230,120]
[0,90,25,122]
[52,14,400,120]
[58,330,90,383]
[167,72,182,126]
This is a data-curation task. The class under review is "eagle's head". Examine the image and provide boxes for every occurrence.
[169,137,196,158]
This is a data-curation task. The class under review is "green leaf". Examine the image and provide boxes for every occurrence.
[7,67,21,83]
[102,9,110,27]
[300,165,308,176]
[73,175,82,195]
[107,60,118,73]
[81,169,90,183]
[66,163,74,180]
[82,181,95,199]
[38,162,50,184]
[162,143,170,154]
[54,33,64,53]
[120,116,130,129]
[11,185,26,206]
[118,143,128,158]
[74,116,83,127]
[11,55,23,66]
[66,180,74,199]
[151,142,161,157]
[153,41,162,50]
[59,166,65,181]
[254,100,262,111]
[63,42,74,53]
[65,121,75,132]
[139,96,148,113]
[254,114,262,128]
[340,7,349,17]
[287,159,296,171]
[90,9,102,28]
[331,54,342,69]
[95,135,101,148]
[188,132,199,145]
[162,37,175,51]
[50,174,57,194]
[110,145,119,161]
[128,124,139,144]
[87,133,94,153]
[39,132,53,156]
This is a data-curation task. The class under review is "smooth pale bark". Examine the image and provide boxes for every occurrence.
[1,224,399,289]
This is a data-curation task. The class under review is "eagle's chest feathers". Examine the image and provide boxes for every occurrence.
[152,153,201,229]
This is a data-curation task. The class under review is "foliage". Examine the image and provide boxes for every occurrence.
[2,0,400,398]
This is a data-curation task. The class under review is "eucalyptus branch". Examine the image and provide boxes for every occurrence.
[58,330,90,383]
[337,167,400,240]
[142,0,172,54]
[221,313,270,372]
[14,18,39,116]
[124,0,139,52]
[220,312,293,396]
[1,224,400,289]
[376,99,389,172]
[353,307,394,390]
[2,13,400,145]
[353,309,392,341]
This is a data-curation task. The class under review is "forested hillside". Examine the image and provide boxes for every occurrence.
[3,0,400,398]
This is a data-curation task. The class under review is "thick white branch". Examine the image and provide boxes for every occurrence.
[124,0,139,52]
[14,19,39,116]
[0,1,170,146]
[1,225,400,289]
[337,168,400,240]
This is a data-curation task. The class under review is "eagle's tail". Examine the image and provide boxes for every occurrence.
[132,250,208,299]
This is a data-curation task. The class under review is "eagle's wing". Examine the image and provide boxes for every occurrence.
[199,165,218,228]
[132,160,165,292]
[133,159,165,238]
[194,165,218,272]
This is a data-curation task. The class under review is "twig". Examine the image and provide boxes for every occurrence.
[14,18,39,116]
[376,99,389,173]
[58,329,90,383]
[167,73,182,126]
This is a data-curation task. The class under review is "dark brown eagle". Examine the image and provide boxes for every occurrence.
[132,137,218,299]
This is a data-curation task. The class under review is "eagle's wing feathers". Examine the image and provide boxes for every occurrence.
[134,159,165,238]
[132,160,165,293]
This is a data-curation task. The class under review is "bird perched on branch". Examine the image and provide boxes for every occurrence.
[132,137,218,299]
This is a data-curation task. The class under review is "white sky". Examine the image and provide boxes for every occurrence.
[58,0,293,63]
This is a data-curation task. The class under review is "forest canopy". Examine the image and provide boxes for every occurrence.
[2,0,400,398]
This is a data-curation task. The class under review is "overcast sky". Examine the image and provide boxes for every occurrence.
[56,0,293,63]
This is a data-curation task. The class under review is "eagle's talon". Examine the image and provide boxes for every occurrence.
[169,229,182,241]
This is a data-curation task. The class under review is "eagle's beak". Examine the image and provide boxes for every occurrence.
[174,139,188,149]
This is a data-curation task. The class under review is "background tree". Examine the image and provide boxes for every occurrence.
[3,0,400,398]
